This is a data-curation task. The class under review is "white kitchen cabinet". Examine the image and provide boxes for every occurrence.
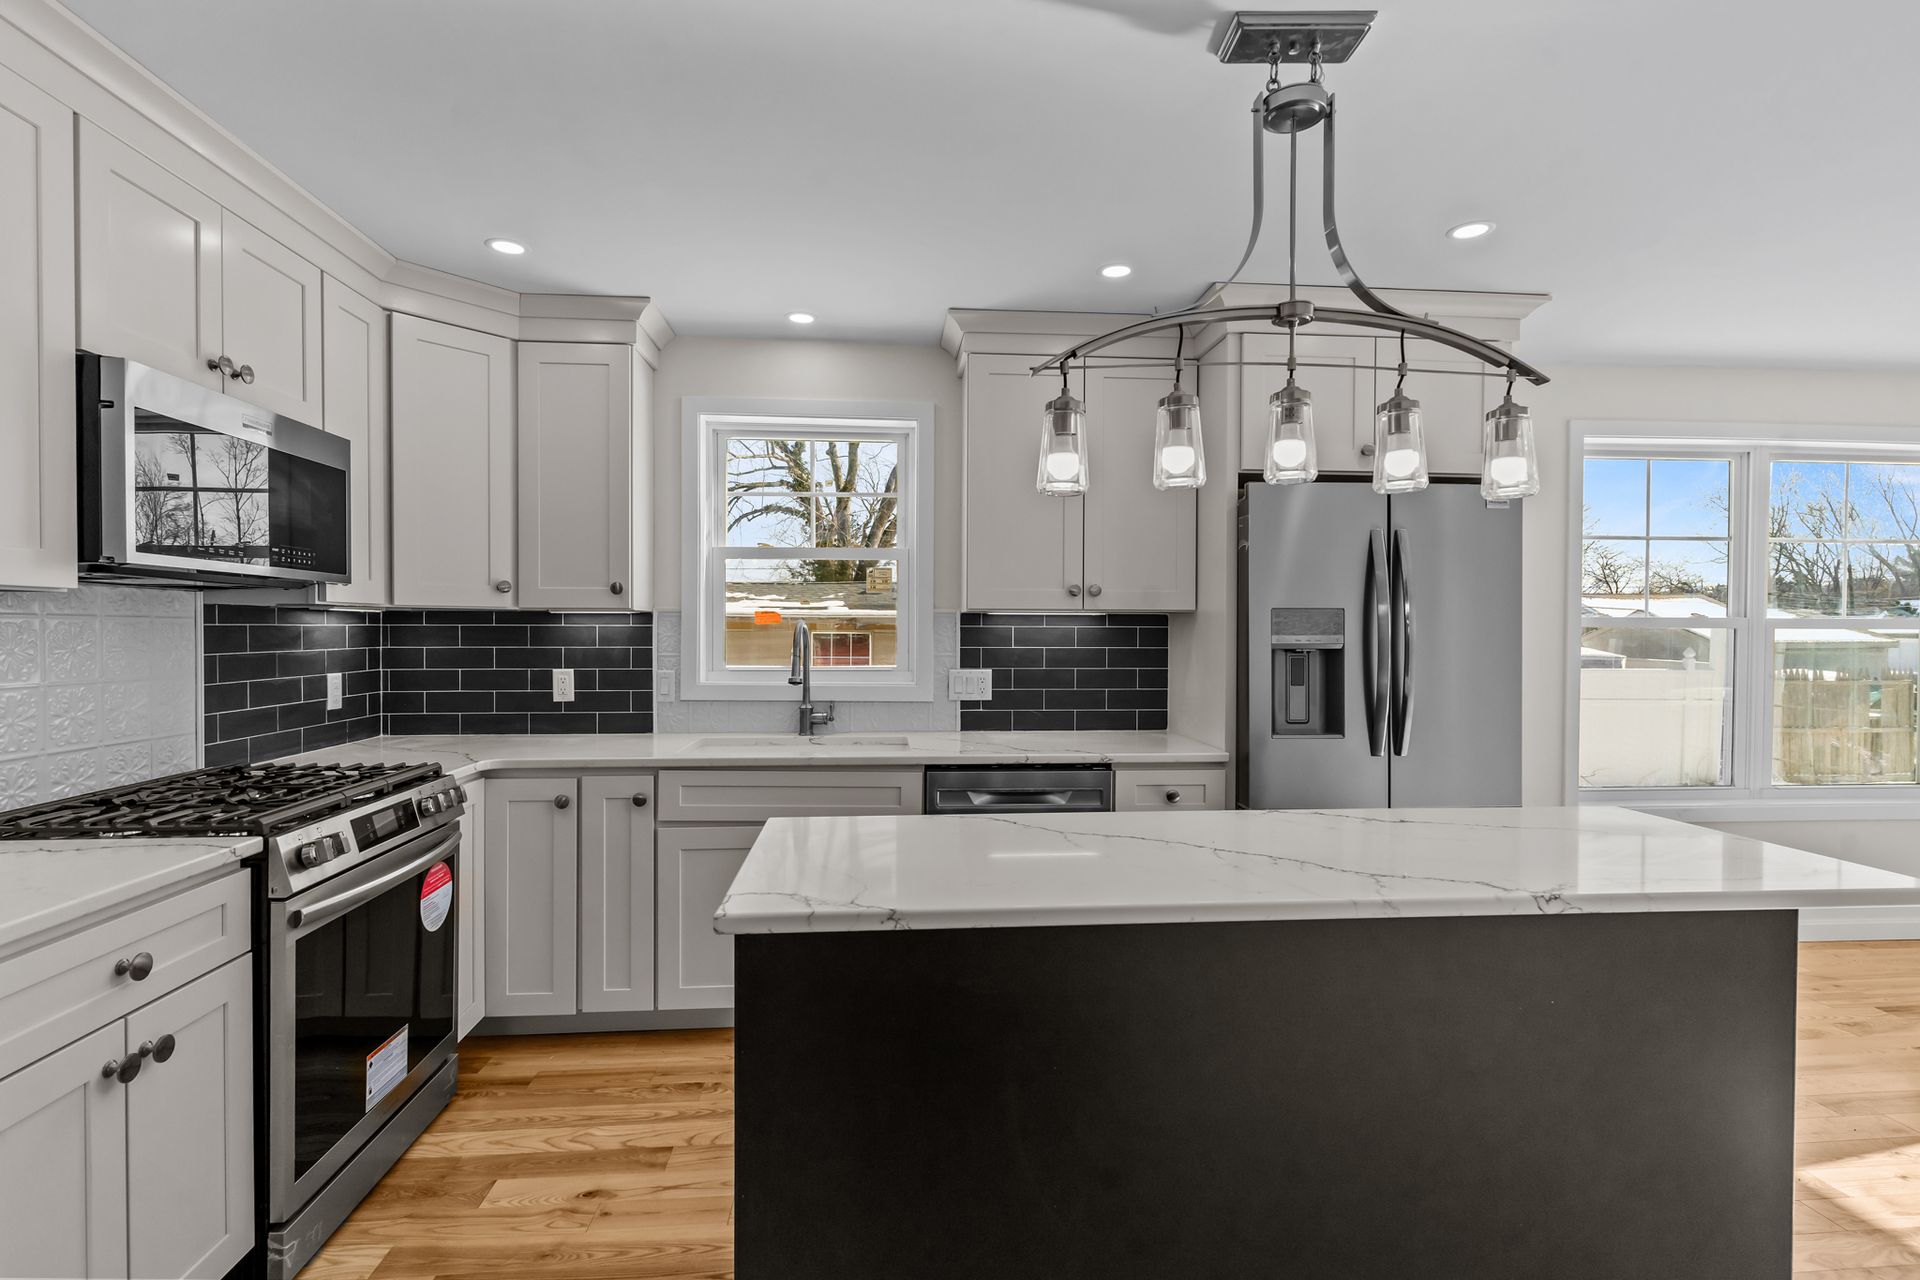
[0,1023,126,1280]
[391,314,517,608]
[318,277,391,607]
[579,775,657,1013]
[123,957,253,1280]
[655,825,762,1011]
[456,779,486,1039]
[1234,331,1372,475]
[217,212,323,423]
[0,65,77,591]
[963,353,1194,612]
[483,777,578,1017]
[1114,765,1228,812]
[517,343,651,611]
[78,123,324,425]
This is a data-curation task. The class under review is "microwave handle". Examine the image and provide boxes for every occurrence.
[286,828,459,932]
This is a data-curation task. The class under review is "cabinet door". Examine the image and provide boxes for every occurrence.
[124,956,252,1280]
[456,779,486,1039]
[219,213,323,423]
[516,343,637,610]
[1238,332,1371,476]
[391,315,516,607]
[0,1022,128,1280]
[483,778,578,1017]
[579,775,656,1013]
[77,121,222,391]
[655,825,761,1011]
[0,65,77,591]
[1081,367,1196,612]
[317,277,390,606]
[963,354,1083,611]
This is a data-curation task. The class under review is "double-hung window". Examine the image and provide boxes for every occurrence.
[682,398,936,700]
[1574,423,1920,811]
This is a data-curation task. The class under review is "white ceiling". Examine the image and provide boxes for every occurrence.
[58,0,1920,369]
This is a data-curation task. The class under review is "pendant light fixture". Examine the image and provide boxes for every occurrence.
[1372,332,1428,494]
[1036,362,1089,496]
[1028,12,1550,501]
[1152,327,1206,490]
[1480,368,1539,499]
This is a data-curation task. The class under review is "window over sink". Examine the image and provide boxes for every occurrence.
[681,397,936,701]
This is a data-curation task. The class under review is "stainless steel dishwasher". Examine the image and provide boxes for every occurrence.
[923,766,1114,814]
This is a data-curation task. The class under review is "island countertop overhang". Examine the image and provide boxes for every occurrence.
[713,805,1920,935]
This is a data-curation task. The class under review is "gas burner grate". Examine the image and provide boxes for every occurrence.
[0,761,445,839]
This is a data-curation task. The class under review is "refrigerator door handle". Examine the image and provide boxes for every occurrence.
[1364,528,1389,757]
[1391,528,1415,756]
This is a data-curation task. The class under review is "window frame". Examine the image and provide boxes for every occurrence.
[1568,420,1920,820]
[680,396,937,702]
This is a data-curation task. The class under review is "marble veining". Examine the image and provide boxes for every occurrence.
[0,836,258,951]
[713,806,1920,934]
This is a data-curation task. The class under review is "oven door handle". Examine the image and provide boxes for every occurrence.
[286,828,459,932]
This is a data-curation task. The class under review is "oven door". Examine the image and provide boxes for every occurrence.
[267,824,459,1222]
[82,354,350,584]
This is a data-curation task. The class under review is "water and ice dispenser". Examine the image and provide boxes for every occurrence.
[1268,607,1343,737]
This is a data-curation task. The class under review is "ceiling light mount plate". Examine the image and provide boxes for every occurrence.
[1216,11,1377,64]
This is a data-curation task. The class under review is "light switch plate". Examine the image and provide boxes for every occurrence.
[948,668,993,700]
[552,668,575,702]
[325,672,343,710]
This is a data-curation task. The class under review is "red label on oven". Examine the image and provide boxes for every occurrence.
[420,861,452,932]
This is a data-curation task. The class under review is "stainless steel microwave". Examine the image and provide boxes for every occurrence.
[78,353,350,587]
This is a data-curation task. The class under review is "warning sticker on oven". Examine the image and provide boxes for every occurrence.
[366,1026,408,1111]
[419,861,452,932]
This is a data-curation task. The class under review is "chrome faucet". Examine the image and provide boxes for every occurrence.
[788,620,836,736]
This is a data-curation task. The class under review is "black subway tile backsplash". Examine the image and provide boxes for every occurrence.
[960,613,1170,732]
[202,604,385,765]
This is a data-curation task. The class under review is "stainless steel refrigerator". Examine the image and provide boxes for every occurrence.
[1238,479,1522,808]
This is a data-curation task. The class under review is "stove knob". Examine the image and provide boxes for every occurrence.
[297,842,325,869]
[326,834,348,860]
[419,795,441,816]
[452,783,469,803]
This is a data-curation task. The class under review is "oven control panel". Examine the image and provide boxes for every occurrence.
[350,799,422,851]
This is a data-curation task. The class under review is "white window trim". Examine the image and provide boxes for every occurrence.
[679,396,937,702]
[1567,419,1920,821]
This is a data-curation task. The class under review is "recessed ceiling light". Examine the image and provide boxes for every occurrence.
[1100,264,1133,279]
[787,312,816,325]
[1446,221,1494,241]
[484,238,526,255]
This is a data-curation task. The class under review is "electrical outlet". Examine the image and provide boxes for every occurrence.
[948,668,993,700]
[552,669,575,702]
[657,670,675,703]
[325,672,343,710]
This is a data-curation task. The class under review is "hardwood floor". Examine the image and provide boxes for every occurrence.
[304,941,1920,1279]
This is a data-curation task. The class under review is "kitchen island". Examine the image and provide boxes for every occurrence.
[716,806,1920,1280]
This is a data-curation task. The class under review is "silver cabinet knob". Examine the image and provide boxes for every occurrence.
[1088,584,1103,597]
[1166,789,1182,804]
[554,794,571,809]
[207,355,237,379]
[495,580,513,594]
[114,952,154,981]
[1066,584,1081,598]
[235,363,255,384]
[610,581,625,596]
[137,1034,176,1064]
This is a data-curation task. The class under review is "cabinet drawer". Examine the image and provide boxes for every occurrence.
[1114,767,1227,812]
[656,769,922,823]
[0,872,250,1079]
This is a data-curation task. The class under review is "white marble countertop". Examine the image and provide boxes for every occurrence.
[0,836,258,953]
[713,805,1920,934]
[287,730,1227,780]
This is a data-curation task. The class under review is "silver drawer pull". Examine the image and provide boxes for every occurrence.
[113,952,154,981]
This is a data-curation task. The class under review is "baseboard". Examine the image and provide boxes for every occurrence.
[471,1008,735,1036]
[1800,906,1920,942]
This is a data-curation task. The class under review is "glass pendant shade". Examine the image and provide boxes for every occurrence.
[1263,379,1317,484]
[1151,390,1207,490]
[1370,390,1429,494]
[1036,391,1089,496]
[1480,391,1539,499]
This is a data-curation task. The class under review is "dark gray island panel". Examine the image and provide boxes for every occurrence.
[736,909,1796,1279]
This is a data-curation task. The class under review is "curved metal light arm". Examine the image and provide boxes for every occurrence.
[1322,93,1415,324]
[1031,304,1549,385]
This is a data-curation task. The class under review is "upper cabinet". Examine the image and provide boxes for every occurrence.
[390,314,517,608]
[963,353,1195,613]
[0,64,77,591]
[318,278,391,607]
[516,342,652,611]
[77,122,323,424]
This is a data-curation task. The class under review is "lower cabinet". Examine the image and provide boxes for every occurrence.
[482,778,579,1017]
[0,952,252,1280]
[455,778,486,1038]
[580,775,657,1013]
[654,825,762,1011]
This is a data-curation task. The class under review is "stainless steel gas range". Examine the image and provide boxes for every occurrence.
[0,761,468,1279]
